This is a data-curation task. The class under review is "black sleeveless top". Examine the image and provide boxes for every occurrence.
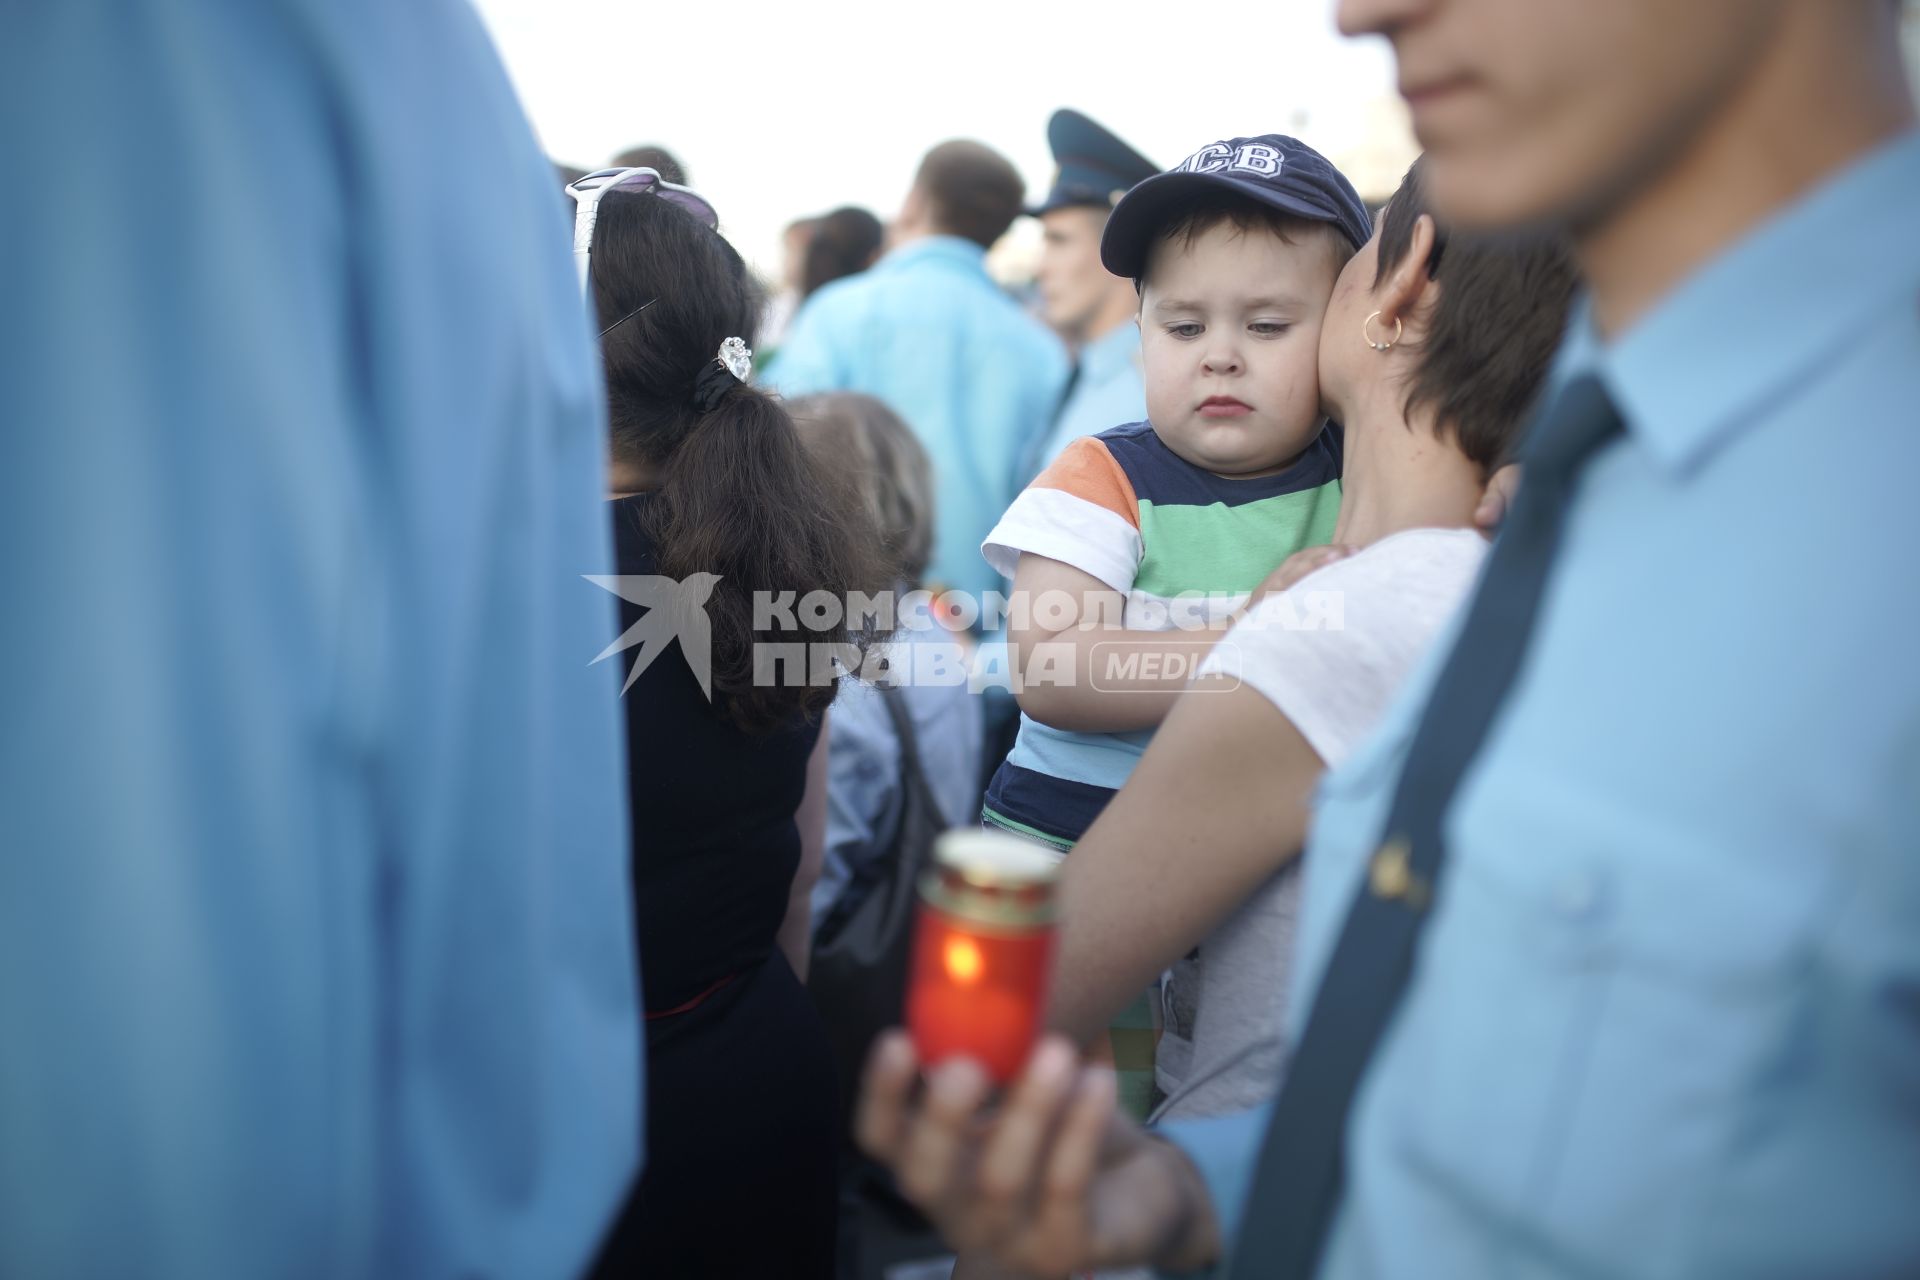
[610,495,821,1012]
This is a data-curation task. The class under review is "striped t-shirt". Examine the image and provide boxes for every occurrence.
[979,419,1342,848]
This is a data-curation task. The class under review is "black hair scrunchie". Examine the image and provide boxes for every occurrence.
[692,358,741,414]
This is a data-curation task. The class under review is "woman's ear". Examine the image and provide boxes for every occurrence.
[1378,213,1440,334]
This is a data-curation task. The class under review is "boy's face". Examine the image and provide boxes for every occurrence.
[1138,220,1340,478]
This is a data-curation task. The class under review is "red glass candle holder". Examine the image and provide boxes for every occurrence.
[906,831,1062,1084]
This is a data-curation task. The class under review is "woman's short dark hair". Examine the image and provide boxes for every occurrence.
[1374,158,1579,473]
[590,191,890,732]
[801,207,883,300]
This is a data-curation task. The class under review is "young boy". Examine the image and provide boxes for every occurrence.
[980,135,1371,1116]
[982,135,1371,851]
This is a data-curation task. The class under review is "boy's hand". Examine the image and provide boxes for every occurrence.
[1475,463,1524,535]
[857,1032,1222,1277]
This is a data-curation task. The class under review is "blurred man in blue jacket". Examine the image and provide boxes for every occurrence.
[0,2,641,1276]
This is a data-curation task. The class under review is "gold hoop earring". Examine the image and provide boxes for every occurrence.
[1364,310,1402,351]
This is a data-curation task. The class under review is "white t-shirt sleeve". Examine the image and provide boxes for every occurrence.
[981,435,1144,593]
[1198,528,1489,768]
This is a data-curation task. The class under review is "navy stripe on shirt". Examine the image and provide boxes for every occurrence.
[983,761,1117,848]
[1098,419,1344,509]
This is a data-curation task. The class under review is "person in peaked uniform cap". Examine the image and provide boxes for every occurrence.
[1022,108,1159,478]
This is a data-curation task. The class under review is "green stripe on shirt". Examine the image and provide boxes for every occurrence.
[1133,480,1342,597]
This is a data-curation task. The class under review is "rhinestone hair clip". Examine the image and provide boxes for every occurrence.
[717,336,752,381]
[692,336,754,412]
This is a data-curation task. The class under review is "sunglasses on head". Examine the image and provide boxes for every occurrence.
[566,166,721,301]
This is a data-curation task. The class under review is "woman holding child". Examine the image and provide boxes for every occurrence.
[980,135,1374,1120]
[1044,156,1577,1122]
[866,153,1576,1274]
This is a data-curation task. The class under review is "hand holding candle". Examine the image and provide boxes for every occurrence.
[905,831,1063,1083]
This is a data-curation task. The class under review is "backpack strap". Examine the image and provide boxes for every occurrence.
[874,681,945,826]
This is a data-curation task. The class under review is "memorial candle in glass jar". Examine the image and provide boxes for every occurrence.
[905,831,1062,1083]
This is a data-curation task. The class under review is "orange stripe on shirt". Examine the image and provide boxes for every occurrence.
[1030,437,1141,530]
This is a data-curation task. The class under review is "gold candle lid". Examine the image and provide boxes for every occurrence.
[919,830,1063,930]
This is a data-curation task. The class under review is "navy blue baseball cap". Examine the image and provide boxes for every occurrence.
[1028,108,1159,217]
[1100,134,1373,279]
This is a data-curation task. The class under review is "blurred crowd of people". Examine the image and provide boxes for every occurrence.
[4,2,1918,1279]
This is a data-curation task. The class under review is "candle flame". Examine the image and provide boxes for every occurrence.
[943,936,984,985]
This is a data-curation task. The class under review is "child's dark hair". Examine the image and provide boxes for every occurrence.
[1139,189,1358,293]
[1373,158,1579,473]
[591,190,890,732]
[787,393,935,587]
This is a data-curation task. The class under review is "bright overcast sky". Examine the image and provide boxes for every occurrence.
[471,0,1413,282]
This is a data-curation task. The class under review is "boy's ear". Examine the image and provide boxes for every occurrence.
[1379,214,1440,332]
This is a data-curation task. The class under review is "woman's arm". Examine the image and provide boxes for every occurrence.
[779,712,832,983]
[1046,679,1326,1047]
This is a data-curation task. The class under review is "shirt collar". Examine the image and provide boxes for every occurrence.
[1079,319,1141,378]
[876,234,989,276]
[1565,129,1920,473]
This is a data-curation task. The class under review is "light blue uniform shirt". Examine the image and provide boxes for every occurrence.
[1165,131,1920,1278]
[1022,318,1149,481]
[768,237,1070,604]
[0,3,640,1276]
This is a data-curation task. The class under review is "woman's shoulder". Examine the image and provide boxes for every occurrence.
[1352,524,1485,572]
[1297,527,1486,598]
[1234,526,1486,649]
[1211,527,1487,764]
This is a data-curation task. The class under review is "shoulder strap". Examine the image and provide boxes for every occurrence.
[875,680,921,774]
[874,680,947,827]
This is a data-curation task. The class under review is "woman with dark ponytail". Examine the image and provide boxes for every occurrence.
[578,178,888,1279]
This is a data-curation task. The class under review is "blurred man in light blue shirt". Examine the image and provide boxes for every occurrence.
[1171,130,1920,1279]
[852,2,1920,1277]
[0,2,639,1276]
[768,140,1069,606]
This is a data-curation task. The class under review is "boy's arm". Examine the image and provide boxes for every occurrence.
[1010,552,1229,734]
